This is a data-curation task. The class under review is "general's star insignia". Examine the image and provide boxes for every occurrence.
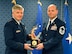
[66,33,72,44]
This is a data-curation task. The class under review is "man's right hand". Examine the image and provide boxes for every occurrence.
[24,43,33,50]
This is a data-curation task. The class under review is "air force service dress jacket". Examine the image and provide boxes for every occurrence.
[4,18,30,54]
[41,18,66,54]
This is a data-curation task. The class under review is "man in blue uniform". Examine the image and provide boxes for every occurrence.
[4,4,33,54]
[35,4,66,54]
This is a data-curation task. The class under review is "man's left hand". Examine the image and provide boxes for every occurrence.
[36,43,44,50]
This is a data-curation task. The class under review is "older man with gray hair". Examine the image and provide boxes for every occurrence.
[4,4,33,54]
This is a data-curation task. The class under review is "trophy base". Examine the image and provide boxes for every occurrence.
[31,40,38,48]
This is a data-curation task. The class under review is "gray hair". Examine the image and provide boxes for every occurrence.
[12,4,24,12]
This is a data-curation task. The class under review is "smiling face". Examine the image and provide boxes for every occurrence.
[12,4,24,21]
[47,4,58,20]
[12,9,24,21]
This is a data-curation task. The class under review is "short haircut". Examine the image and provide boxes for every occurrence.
[12,4,24,12]
[48,4,58,10]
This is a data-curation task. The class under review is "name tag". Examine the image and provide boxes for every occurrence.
[16,30,21,33]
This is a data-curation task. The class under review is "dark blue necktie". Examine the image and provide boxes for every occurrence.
[48,21,51,30]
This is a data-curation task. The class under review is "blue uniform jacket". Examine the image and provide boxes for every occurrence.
[4,18,30,54]
[41,18,66,54]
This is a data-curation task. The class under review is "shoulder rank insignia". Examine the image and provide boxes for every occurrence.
[59,26,65,35]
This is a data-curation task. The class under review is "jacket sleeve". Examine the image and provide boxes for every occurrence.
[4,23,25,51]
[43,25,66,50]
